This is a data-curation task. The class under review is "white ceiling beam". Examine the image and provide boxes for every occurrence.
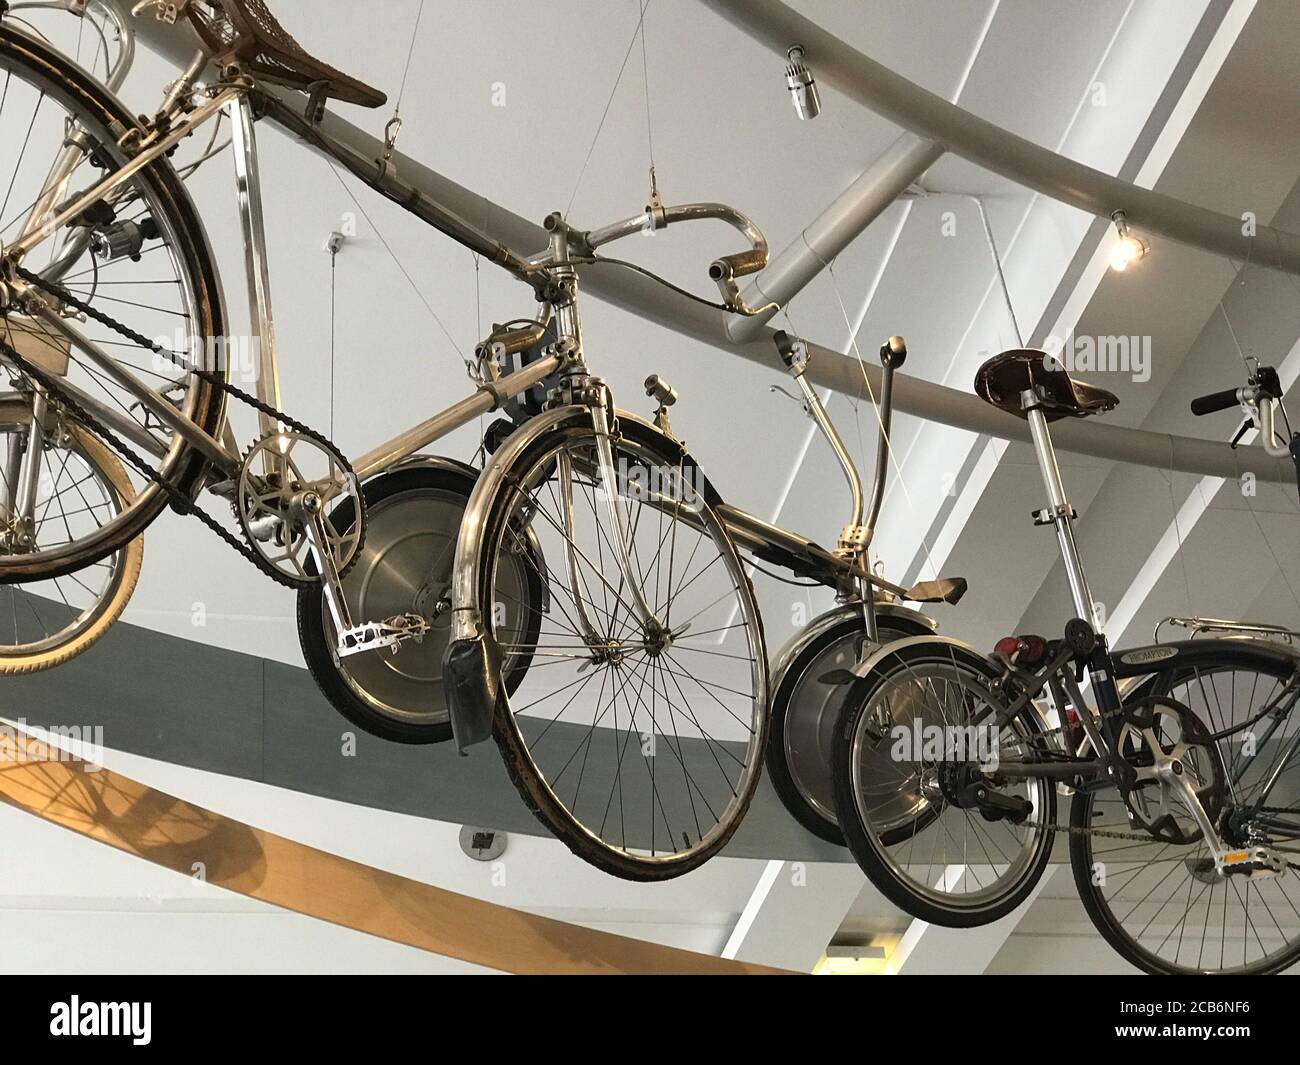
[721,859,865,972]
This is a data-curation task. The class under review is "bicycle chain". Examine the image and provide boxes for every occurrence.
[983,700,1182,843]
[3,264,363,589]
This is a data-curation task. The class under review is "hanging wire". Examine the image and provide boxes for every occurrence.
[972,194,1024,347]
[823,259,947,583]
[328,242,337,438]
[323,163,469,371]
[394,0,427,117]
[564,0,655,220]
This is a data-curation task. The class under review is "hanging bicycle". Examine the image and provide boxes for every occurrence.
[830,349,1300,974]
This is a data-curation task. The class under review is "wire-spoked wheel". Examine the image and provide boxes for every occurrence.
[0,25,227,582]
[1072,651,1300,973]
[832,639,1056,926]
[476,414,767,881]
[0,414,141,673]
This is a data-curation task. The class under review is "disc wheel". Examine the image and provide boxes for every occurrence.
[1072,650,1300,974]
[478,414,767,881]
[0,24,226,582]
[765,609,933,846]
[297,463,543,744]
[832,639,1056,926]
[0,417,140,673]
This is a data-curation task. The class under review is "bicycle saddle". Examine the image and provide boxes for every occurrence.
[974,348,1119,422]
[186,0,388,109]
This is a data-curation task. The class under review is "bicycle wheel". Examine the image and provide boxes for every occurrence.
[0,25,226,581]
[832,639,1056,926]
[766,607,934,846]
[0,415,141,673]
[297,462,543,744]
[476,413,767,880]
[1072,646,1300,974]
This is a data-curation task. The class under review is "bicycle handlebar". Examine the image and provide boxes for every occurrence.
[533,202,772,314]
[585,201,768,273]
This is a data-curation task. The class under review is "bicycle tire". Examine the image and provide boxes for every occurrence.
[832,638,1056,927]
[765,609,934,847]
[0,424,141,673]
[297,463,543,744]
[0,25,227,582]
[1071,643,1300,974]
[479,412,768,881]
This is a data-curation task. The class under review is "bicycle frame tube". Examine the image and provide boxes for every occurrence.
[6,85,241,260]
[227,93,283,447]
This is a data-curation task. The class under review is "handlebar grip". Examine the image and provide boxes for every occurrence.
[1190,388,1241,416]
[709,248,768,281]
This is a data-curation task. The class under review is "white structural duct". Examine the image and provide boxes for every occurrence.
[129,19,1296,486]
[724,132,944,341]
[702,0,1300,275]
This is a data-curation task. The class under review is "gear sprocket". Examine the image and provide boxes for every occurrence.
[234,430,364,587]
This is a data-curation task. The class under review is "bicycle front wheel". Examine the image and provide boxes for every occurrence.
[832,639,1056,926]
[476,413,767,881]
[0,418,141,673]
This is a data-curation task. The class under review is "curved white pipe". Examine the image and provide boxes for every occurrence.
[701,0,1300,275]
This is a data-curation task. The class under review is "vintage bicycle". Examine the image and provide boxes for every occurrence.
[0,0,965,880]
[830,350,1300,974]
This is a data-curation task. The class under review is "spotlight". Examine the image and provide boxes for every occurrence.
[785,45,821,121]
[1109,210,1148,272]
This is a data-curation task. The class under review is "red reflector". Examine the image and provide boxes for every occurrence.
[994,636,1020,657]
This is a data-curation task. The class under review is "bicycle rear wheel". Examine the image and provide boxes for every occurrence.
[477,413,767,880]
[1072,646,1300,974]
[832,639,1056,926]
[0,25,226,581]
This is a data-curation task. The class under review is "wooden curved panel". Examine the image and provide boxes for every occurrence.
[0,734,785,974]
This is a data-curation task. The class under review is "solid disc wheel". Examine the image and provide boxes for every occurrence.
[480,415,767,881]
[832,640,1056,927]
[297,464,542,744]
[0,423,141,673]
[1071,651,1300,974]
[765,611,934,847]
[0,25,226,582]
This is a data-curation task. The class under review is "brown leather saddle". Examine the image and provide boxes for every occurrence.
[187,0,388,109]
[974,348,1119,422]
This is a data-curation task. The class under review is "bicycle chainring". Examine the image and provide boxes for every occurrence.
[1115,696,1225,846]
[234,431,364,587]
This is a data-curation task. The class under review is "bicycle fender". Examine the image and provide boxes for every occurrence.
[443,633,503,753]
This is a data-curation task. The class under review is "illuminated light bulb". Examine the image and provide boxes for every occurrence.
[1108,210,1148,272]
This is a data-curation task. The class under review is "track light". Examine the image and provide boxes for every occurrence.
[1109,210,1148,272]
[785,45,821,120]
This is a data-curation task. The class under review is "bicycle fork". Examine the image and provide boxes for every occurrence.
[584,392,668,642]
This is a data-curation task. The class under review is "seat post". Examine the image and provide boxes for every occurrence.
[227,93,283,463]
[1021,389,1098,626]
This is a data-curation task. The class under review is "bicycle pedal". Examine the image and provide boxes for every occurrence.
[336,614,429,657]
[1218,846,1288,879]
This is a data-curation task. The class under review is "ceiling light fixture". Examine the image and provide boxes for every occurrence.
[1109,210,1149,272]
[785,45,821,121]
